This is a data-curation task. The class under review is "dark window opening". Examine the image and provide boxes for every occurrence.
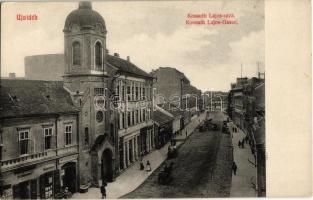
[72,41,81,65]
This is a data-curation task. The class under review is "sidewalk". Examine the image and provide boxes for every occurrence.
[229,122,257,197]
[72,112,205,199]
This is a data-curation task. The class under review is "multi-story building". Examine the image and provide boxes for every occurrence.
[227,76,265,197]
[62,1,155,187]
[108,54,155,172]
[203,91,228,112]
[150,67,201,127]
[0,79,79,199]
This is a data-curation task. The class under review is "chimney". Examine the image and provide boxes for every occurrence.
[127,56,130,62]
[113,53,119,58]
[9,73,16,79]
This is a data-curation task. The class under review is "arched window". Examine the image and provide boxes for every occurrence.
[95,41,103,69]
[72,41,81,65]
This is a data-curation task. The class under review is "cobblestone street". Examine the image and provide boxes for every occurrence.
[123,111,233,198]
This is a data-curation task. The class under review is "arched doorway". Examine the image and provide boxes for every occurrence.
[62,162,77,193]
[101,149,114,183]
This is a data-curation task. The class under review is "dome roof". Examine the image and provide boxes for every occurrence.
[64,2,106,33]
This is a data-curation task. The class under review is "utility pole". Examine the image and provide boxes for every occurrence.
[257,61,260,79]
[241,63,243,78]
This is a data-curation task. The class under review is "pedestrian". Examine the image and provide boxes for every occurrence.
[251,147,255,155]
[232,161,237,175]
[140,160,145,170]
[100,183,107,199]
[185,131,188,138]
[146,160,152,172]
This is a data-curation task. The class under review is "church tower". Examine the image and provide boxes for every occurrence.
[63,1,117,187]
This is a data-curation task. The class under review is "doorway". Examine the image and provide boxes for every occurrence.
[101,149,114,183]
[62,162,77,193]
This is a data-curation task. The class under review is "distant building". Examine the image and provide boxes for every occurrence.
[150,67,201,127]
[203,91,228,112]
[25,54,64,81]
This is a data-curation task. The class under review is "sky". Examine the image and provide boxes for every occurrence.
[1,0,264,92]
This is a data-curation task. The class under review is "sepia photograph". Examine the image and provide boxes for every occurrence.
[0,0,266,198]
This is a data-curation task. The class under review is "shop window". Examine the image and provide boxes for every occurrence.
[44,127,53,150]
[65,125,72,145]
[19,130,29,155]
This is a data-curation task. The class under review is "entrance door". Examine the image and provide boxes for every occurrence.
[13,181,30,199]
[101,149,113,183]
[62,162,77,193]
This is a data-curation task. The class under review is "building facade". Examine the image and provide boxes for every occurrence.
[0,80,79,199]
[108,54,155,172]
[151,67,201,128]
[25,54,64,81]
[227,76,265,197]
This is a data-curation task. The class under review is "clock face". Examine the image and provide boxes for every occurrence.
[96,111,104,122]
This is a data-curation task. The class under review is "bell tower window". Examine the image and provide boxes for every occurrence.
[72,41,81,66]
[95,41,103,70]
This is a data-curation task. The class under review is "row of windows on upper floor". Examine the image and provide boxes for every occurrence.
[118,108,152,130]
[72,40,103,69]
[12,125,74,157]
[94,83,153,102]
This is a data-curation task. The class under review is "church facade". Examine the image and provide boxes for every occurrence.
[62,1,155,187]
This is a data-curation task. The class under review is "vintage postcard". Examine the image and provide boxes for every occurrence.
[0,0,311,199]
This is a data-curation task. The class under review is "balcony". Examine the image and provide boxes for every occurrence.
[1,145,78,172]
[1,150,56,171]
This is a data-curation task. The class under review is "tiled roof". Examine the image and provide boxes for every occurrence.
[152,110,173,126]
[0,79,79,119]
[107,55,153,79]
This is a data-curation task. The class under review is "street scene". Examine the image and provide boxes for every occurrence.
[0,0,265,199]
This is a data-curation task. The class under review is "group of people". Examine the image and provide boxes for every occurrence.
[140,160,152,171]
[238,136,249,149]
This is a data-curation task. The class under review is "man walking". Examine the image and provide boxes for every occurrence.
[232,161,238,175]
[100,182,107,199]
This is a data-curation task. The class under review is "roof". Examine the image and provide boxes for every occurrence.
[0,79,79,119]
[150,67,190,83]
[107,55,153,79]
[158,103,182,117]
[152,110,173,126]
[64,2,106,33]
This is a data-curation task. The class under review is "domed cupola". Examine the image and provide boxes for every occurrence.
[64,1,106,34]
